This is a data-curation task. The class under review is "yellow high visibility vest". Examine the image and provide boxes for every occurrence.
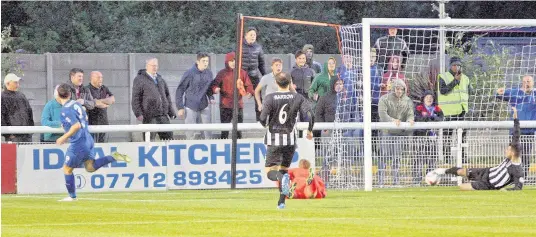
[437,72,469,116]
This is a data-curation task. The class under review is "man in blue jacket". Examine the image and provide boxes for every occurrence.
[496,75,536,180]
[176,52,214,140]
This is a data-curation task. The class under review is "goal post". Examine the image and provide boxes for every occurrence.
[233,14,342,189]
[360,18,536,191]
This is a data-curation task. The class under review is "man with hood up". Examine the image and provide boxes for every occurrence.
[315,77,344,126]
[378,78,415,186]
[309,57,337,111]
[132,58,175,141]
[212,52,254,139]
[303,44,322,74]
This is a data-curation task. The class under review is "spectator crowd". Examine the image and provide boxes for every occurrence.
[2,27,535,184]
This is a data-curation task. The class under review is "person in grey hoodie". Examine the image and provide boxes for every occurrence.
[131,58,176,141]
[378,78,415,186]
[176,52,214,140]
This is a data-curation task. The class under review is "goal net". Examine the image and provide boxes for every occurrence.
[322,19,536,190]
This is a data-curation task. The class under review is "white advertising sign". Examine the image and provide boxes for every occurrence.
[165,138,315,190]
[16,139,314,194]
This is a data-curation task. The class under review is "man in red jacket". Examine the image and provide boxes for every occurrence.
[212,52,254,139]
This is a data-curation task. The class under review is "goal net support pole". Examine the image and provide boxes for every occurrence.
[234,14,341,189]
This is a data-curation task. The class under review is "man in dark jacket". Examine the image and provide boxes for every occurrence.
[132,58,176,141]
[413,90,444,184]
[291,50,316,99]
[241,27,266,120]
[303,44,322,74]
[1,73,34,142]
[67,68,101,111]
[373,28,409,72]
[315,77,344,127]
[87,71,115,143]
[176,52,214,140]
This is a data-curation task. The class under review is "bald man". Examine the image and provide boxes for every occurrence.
[86,71,115,143]
[496,74,536,179]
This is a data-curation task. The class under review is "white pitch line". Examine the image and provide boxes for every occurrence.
[5,190,279,198]
[8,196,271,202]
[4,215,536,228]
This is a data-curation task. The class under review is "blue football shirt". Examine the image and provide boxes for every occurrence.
[60,100,91,146]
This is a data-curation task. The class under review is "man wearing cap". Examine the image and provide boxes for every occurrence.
[438,57,473,163]
[302,44,322,74]
[1,73,34,142]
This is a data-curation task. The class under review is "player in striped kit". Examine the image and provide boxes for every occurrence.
[259,72,314,209]
[434,107,524,191]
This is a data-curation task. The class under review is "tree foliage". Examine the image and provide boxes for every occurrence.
[1,25,25,77]
[4,1,344,54]
[1,1,534,54]
[445,33,514,121]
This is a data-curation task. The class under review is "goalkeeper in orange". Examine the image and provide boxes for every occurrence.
[287,159,327,199]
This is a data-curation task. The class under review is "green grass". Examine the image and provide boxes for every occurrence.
[2,187,536,237]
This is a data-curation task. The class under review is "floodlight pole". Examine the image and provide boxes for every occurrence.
[434,0,449,73]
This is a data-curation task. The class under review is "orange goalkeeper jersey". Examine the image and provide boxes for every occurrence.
[288,168,327,199]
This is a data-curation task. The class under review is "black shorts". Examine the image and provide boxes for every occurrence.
[467,168,493,190]
[265,145,296,168]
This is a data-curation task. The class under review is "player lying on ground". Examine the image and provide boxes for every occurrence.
[288,159,326,199]
[55,83,131,201]
[259,72,314,209]
[433,107,524,191]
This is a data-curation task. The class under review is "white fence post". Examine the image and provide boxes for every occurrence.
[456,128,463,186]
[144,132,151,143]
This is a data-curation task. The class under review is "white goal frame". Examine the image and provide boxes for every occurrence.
[361,18,536,191]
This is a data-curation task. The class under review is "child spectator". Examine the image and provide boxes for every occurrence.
[380,55,408,97]
[413,90,444,184]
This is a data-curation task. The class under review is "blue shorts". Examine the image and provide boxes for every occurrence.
[65,143,95,168]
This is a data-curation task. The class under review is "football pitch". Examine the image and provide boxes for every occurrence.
[2,187,536,237]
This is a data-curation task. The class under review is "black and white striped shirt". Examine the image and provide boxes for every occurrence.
[488,158,524,190]
[488,118,524,190]
[259,91,313,146]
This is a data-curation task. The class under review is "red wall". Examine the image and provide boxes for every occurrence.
[2,143,17,194]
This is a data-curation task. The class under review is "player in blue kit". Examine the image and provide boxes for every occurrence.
[55,83,131,201]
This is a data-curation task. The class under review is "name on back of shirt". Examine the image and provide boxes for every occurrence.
[273,94,294,100]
